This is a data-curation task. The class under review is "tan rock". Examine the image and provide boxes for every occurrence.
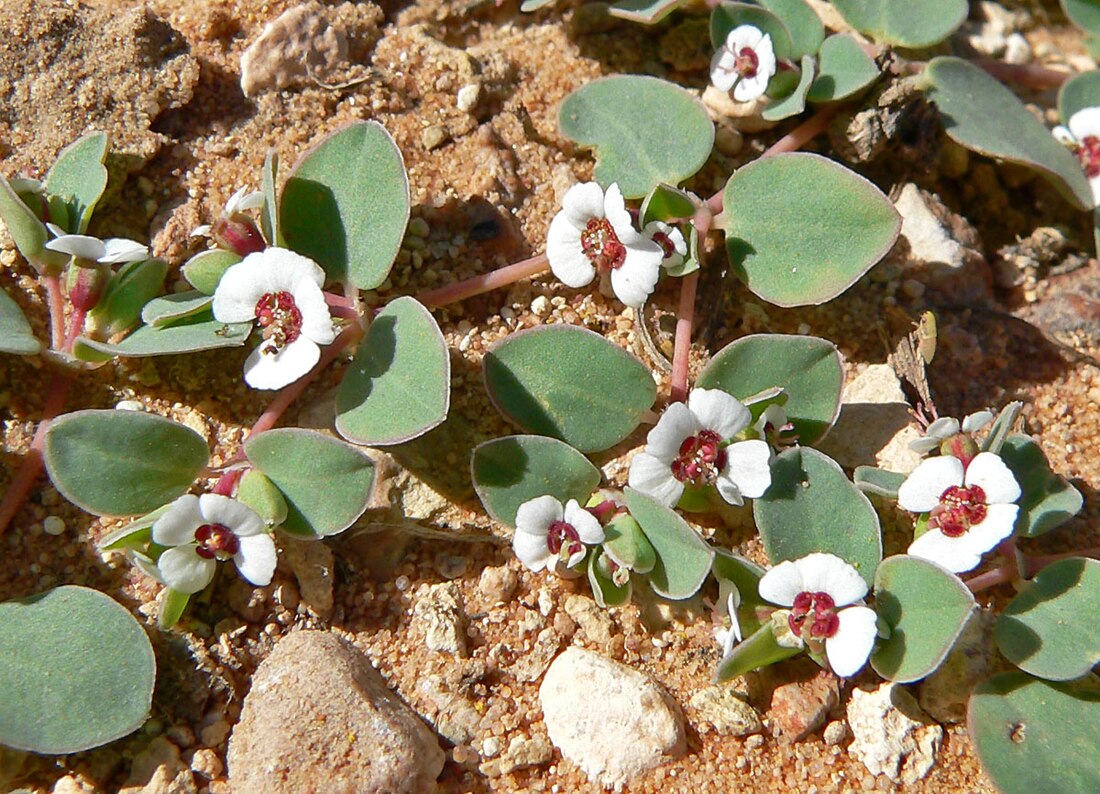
[240,4,348,97]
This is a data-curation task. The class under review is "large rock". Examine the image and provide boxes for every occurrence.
[539,647,685,790]
[227,630,444,793]
[846,682,943,784]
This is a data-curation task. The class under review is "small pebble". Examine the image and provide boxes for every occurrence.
[481,736,502,758]
[408,217,430,238]
[421,125,447,151]
[115,400,145,411]
[43,516,65,536]
[823,720,848,746]
[456,82,480,112]
[531,295,551,317]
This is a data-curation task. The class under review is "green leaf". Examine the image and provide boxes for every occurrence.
[808,34,881,103]
[182,249,241,295]
[140,291,213,327]
[588,547,632,608]
[281,122,409,289]
[336,297,450,446]
[832,0,967,48]
[558,75,715,199]
[244,428,375,538]
[716,620,802,681]
[76,310,252,359]
[981,400,1022,455]
[97,505,171,551]
[1063,0,1100,34]
[483,325,656,453]
[640,184,697,225]
[853,466,906,498]
[603,511,656,574]
[722,153,901,307]
[0,173,49,263]
[86,258,169,339]
[158,588,191,630]
[0,586,155,754]
[995,557,1100,681]
[758,0,824,59]
[608,0,680,25]
[713,549,768,635]
[761,55,815,122]
[871,555,976,683]
[44,410,209,516]
[999,435,1083,538]
[237,469,289,528]
[624,487,714,600]
[696,334,843,444]
[261,150,280,246]
[0,287,41,355]
[1058,70,1100,125]
[711,3,795,61]
[471,435,601,528]
[754,446,882,585]
[923,57,1094,211]
[969,672,1100,794]
[44,132,109,234]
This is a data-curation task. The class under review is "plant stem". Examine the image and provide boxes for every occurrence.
[417,253,548,309]
[324,292,355,309]
[669,271,700,404]
[964,564,1016,593]
[974,59,1070,90]
[762,106,838,160]
[211,468,244,497]
[61,306,87,353]
[43,273,65,351]
[0,372,74,535]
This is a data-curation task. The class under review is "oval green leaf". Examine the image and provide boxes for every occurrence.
[832,0,966,48]
[969,672,1100,794]
[77,312,252,359]
[0,586,155,754]
[244,428,376,538]
[0,287,41,356]
[0,174,49,263]
[471,435,601,528]
[483,325,656,453]
[999,434,1083,538]
[608,0,680,25]
[808,33,880,103]
[762,55,815,122]
[754,446,882,585]
[716,620,802,681]
[44,132,109,234]
[624,487,714,600]
[281,121,410,288]
[87,258,170,339]
[696,334,843,444]
[1062,0,1100,34]
[871,555,976,683]
[336,297,450,446]
[588,547,632,608]
[44,409,209,516]
[140,291,213,327]
[261,149,280,246]
[722,152,901,307]
[604,511,656,575]
[1058,70,1100,125]
[237,469,289,529]
[853,466,906,499]
[995,557,1100,681]
[182,249,242,295]
[558,75,715,199]
[758,0,824,59]
[924,57,1094,210]
[711,3,795,61]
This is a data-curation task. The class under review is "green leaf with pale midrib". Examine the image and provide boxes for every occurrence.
[624,487,714,600]
[44,131,109,234]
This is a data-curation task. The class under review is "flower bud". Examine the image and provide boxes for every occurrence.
[940,433,979,467]
[212,213,266,256]
[65,260,108,312]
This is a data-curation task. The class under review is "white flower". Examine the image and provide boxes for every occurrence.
[1054,108,1100,206]
[44,223,148,264]
[711,25,777,102]
[908,410,994,455]
[644,220,687,271]
[151,494,276,594]
[897,452,1021,573]
[758,553,878,678]
[546,182,664,308]
[212,247,337,390]
[191,186,264,238]
[713,580,743,659]
[513,495,605,574]
[628,388,772,508]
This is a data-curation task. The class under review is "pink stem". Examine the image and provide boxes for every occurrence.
[246,324,363,439]
[974,59,1070,90]
[43,274,65,351]
[762,106,838,160]
[669,271,700,404]
[417,253,549,309]
[0,372,73,535]
[212,468,244,497]
[61,306,87,353]
[329,305,358,321]
[964,565,1016,593]
[324,292,354,309]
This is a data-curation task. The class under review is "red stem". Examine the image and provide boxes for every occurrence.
[62,306,87,353]
[324,292,354,309]
[762,106,838,160]
[964,565,1016,593]
[416,253,549,309]
[0,372,74,535]
[669,271,700,404]
[43,274,65,351]
[212,468,244,497]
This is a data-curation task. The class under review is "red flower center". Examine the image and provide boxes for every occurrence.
[255,291,303,355]
[670,430,728,487]
[651,230,677,260]
[734,46,759,78]
[580,218,626,271]
[546,520,582,561]
[789,591,840,640]
[931,484,988,538]
[1078,135,1100,179]
[194,523,240,560]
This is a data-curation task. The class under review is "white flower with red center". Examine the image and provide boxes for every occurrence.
[644,220,688,271]
[152,494,277,594]
[897,451,1021,573]
[710,25,777,102]
[546,182,664,308]
[212,247,337,390]
[758,553,878,678]
[44,224,149,264]
[628,388,772,508]
[1054,108,1100,206]
[512,495,605,574]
